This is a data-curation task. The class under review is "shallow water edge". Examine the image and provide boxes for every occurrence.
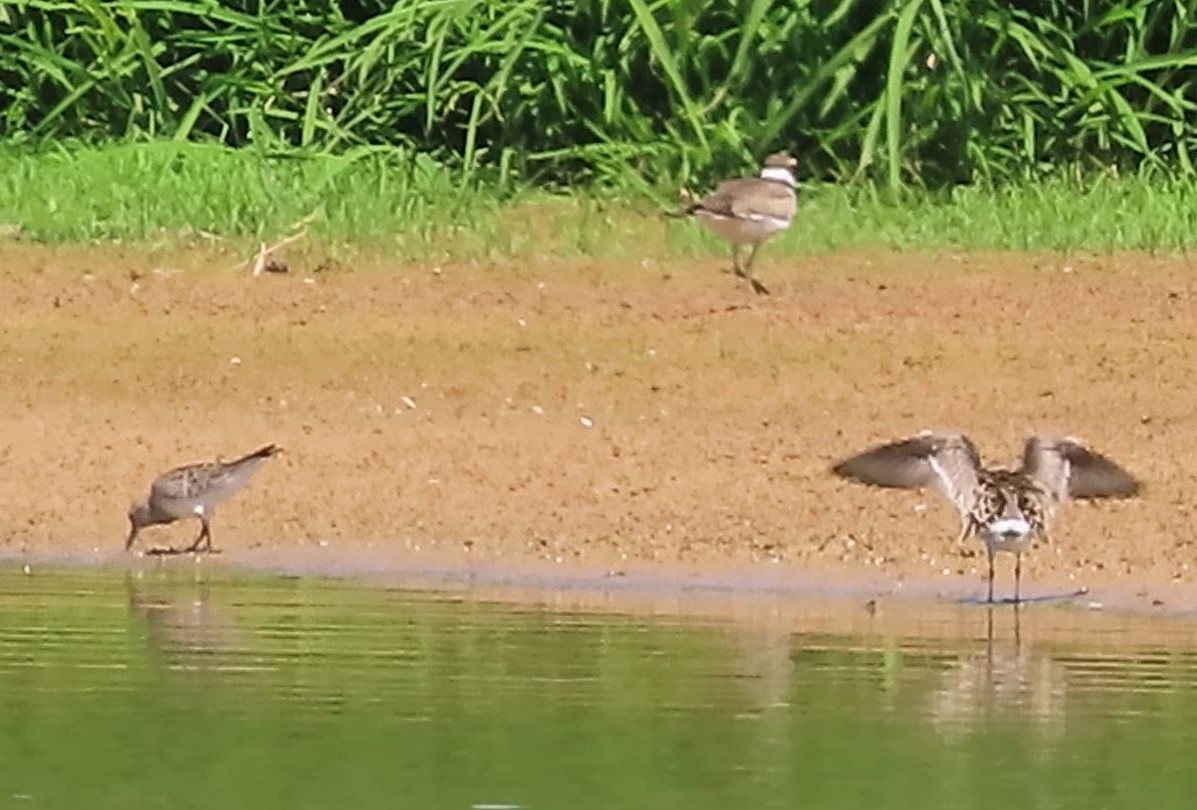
[3,543,1194,629]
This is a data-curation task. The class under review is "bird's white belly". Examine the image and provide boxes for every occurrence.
[980,518,1037,554]
[695,211,790,245]
[158,496,206,521]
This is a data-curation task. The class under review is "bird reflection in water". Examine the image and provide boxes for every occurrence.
[728,611,798,781]
[929,606,1067,739]
[125,573,241,673]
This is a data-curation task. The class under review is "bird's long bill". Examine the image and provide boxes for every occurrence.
[125,522,139,551]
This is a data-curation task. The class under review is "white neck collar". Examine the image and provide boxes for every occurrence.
[759,166,796,187]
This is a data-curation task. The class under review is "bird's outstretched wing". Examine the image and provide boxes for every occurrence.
[1023,436,1141,500]
[831,431,982,515]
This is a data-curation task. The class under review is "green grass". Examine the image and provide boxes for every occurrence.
[2,141,1197,259]
[5,1,1197,187]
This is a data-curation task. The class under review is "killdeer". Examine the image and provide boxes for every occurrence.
[127,444,282,554]
[672,152,798,295]
[830,432,1141,603]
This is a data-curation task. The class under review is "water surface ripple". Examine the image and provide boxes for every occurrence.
[1,566,1196,809]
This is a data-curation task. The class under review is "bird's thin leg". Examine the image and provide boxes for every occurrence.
[203,519,219,553]
[187,519,215,554]
[730,245,744,278]
[743,243,762,272]
[986,547,995,604]
[186,522,205,552]
[742,243,769,295]
[1014,552,1022,605]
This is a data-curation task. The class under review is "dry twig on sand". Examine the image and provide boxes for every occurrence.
[244,215,317,276]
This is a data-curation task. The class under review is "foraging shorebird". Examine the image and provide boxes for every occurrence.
[830,432,1141,603]
[126,444,282,554]
[671,152,798,295]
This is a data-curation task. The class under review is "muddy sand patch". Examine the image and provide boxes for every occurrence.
[3,244,1197,609]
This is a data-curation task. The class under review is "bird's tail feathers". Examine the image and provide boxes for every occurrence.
[234,444,283,465]
[662,188,701,219]
[663,204,701,219]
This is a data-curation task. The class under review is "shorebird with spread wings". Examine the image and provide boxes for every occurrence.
[831,432,1141,603]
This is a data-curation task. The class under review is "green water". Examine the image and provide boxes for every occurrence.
[1,567,1197,810]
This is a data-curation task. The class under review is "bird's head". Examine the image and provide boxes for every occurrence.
[126,499,152,549]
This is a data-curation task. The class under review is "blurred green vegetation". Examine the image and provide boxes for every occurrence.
[2,0,1195,190]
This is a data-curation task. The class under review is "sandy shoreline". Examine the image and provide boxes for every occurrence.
[4,243,1197,616]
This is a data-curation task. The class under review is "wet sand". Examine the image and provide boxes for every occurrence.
[4,243,1197,612]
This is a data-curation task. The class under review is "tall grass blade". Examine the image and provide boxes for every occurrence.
[886,0,924,191]
[625,0,708,151]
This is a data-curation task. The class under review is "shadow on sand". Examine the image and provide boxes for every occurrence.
[142,546,222,557]
[957,588,1089,607]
